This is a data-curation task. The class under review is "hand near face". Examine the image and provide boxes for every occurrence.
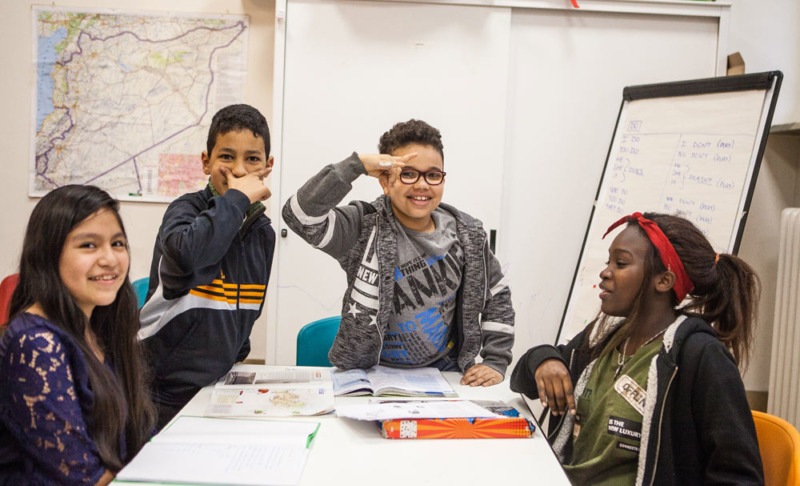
[534,359,576,416]
[222,166,272,204]
[359,153,416,179]
[461,363,503,387]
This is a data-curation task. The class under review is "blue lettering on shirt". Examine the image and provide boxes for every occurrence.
[416,306,447,351]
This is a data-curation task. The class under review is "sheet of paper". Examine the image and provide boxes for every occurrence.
[116,442,308,485]
[165,416,321,438]
[116,416,320,485]
[209,367,335,417]
[206,387,334,417]
[335,399,501,421]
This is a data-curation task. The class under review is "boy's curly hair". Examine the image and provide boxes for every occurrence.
[206,104,270,156]
[378,119,444,161]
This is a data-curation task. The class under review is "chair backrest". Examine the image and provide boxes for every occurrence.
[752,410,800,486]
[296,316,341,367]
[0,273,20,328]
[131,277,150,309]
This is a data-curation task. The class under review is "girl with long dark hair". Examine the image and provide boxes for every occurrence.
[0,185,155,485]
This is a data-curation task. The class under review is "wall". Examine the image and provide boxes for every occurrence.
[498,5,721,361]
[729,0,800,125]
[0,0,275,361]
[727,0,800,392]
[1,0,798,379]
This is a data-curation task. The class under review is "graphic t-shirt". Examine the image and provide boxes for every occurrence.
[563,337,662,486]
[380,209,464,367]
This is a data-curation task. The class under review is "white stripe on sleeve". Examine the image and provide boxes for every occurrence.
[290,195,328,225]
[489,277,509,296]
[316,212,337,249]
[481,321,514,334]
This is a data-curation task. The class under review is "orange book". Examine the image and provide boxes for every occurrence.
[378,400,535,439]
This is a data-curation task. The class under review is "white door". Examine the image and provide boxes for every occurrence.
[271,0,512,365]
[500,8,722,353]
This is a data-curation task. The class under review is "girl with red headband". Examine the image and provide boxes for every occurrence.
[511,212,763,485]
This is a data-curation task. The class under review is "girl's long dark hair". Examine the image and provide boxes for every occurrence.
[591,212,759,367]
[8,185,155,471]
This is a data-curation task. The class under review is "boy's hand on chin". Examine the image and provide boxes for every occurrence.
[461,364,503,387]
[223,166,272,203]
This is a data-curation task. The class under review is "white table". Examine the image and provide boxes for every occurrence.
[115,365,569,485]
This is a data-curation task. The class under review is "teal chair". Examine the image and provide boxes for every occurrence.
[132,277,149,309]
[296,316,341,367]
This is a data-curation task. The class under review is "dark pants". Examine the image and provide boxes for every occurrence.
[430,348,460,372]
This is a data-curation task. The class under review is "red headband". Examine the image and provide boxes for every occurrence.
[603,212,694,302]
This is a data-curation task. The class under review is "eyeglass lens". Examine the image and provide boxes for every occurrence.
[399,169,445,185]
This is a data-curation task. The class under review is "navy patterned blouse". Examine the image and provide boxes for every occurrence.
[0,312,121,485]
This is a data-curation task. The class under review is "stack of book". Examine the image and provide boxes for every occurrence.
[336,395,535,440]
[379,400,535,439]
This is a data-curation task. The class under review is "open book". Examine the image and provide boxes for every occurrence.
[206,366,335,418]
[331,365,457,397]
[115,416,320,486]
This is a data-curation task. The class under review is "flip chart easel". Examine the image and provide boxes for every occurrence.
[557,71,783,343]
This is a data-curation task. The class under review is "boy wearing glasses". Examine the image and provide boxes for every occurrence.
[283,119,514,386]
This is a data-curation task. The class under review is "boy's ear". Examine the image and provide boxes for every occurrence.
[654,270,676,294]
[266,155,274,169]
[201,152,211,175]
[378,172,390,195]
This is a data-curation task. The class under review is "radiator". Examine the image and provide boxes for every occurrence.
[768,207,800,427]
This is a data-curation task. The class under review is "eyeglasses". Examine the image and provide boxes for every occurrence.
[398,168,446,186]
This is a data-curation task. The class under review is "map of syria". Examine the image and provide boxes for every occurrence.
[32,7,248,201]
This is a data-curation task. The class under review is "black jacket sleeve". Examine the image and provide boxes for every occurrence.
[510,329,590,398]
[158,189,251,299]
[684,336,764,484]
[510,344,568,399]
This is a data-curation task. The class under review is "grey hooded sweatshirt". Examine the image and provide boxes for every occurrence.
[282,153,515,375]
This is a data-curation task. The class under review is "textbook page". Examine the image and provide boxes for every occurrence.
[218,367,331,386]
[116,416,320,486]
[330,368,373,396]
[366,366,457,396]
[332,366,457,397]
[207,367,335,417]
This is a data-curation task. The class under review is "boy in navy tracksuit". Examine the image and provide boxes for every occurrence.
[139,104,276,429]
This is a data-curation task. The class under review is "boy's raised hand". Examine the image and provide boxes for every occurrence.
[359,153,416,179]
[535,359,576,416]
[222,166,272,204]
[461,363,503,387]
